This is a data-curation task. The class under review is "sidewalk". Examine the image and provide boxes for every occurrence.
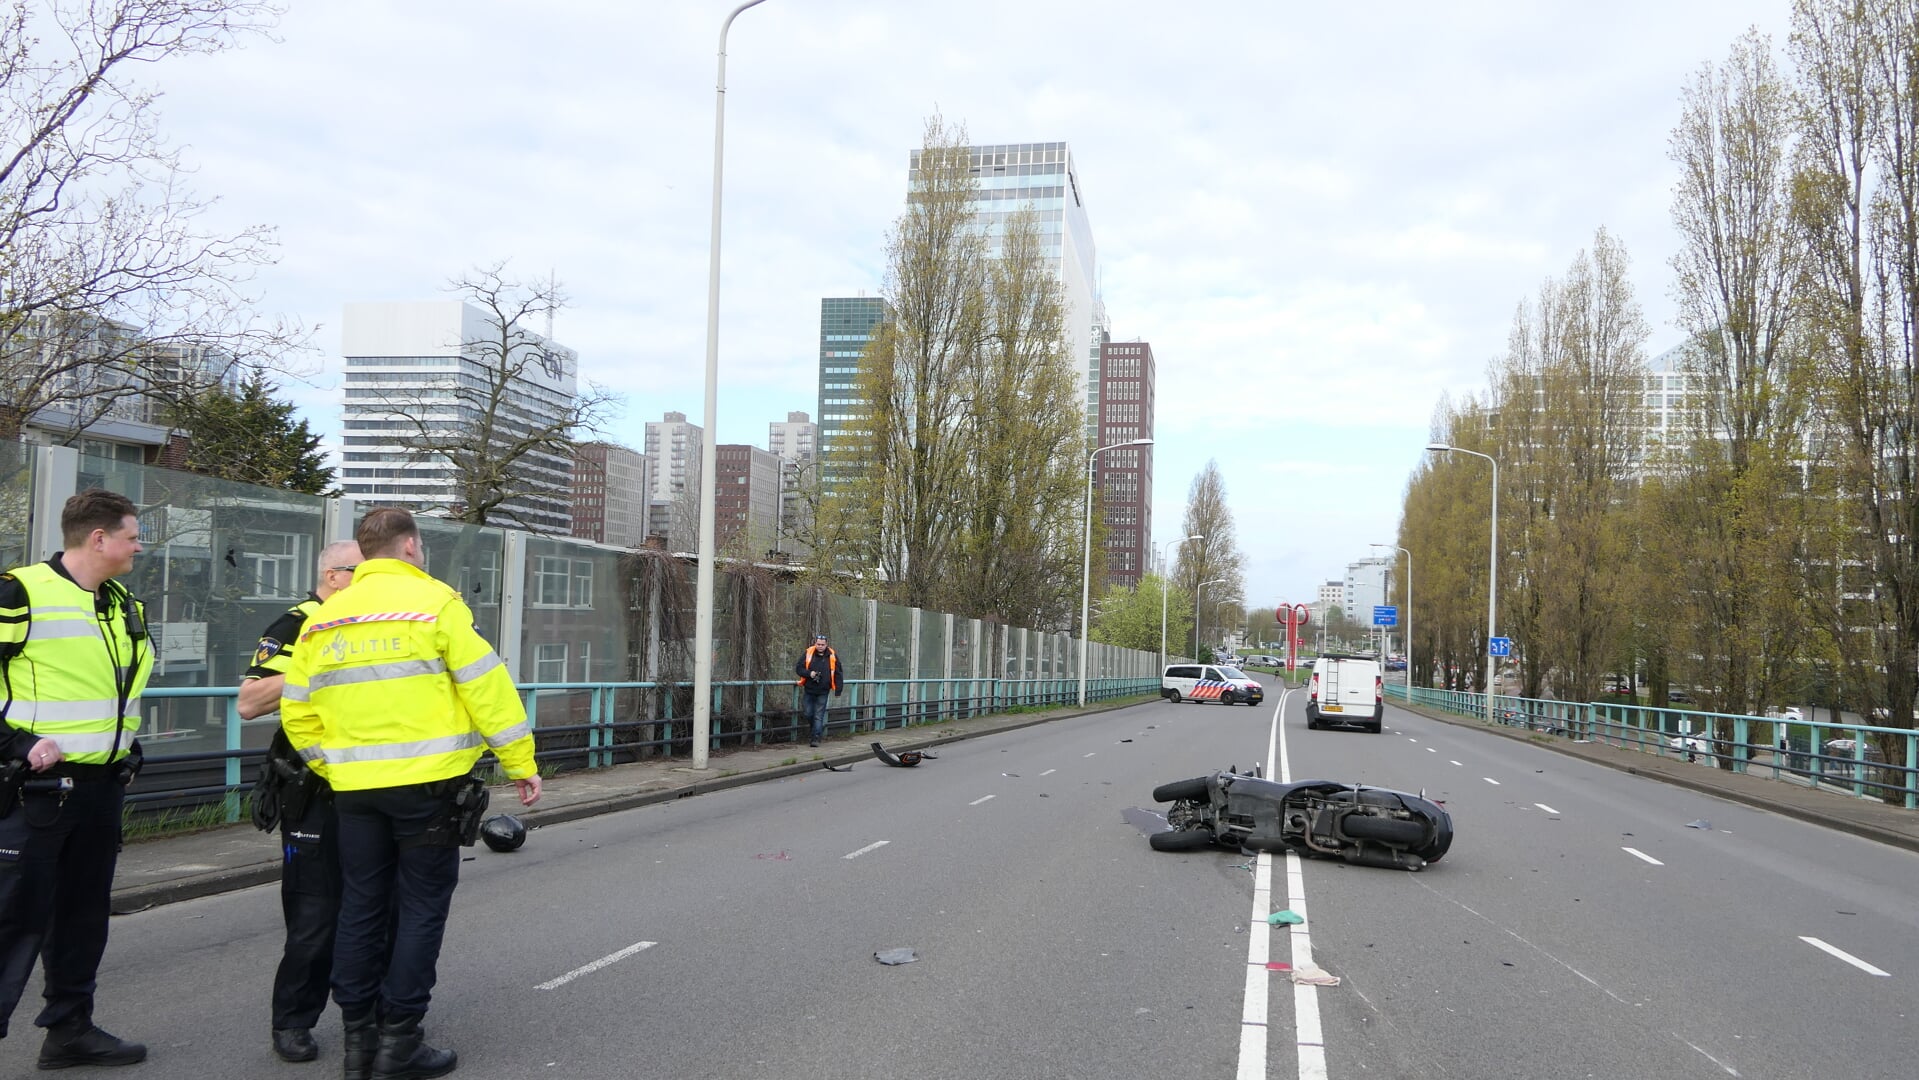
[109,692,1919,913]
[1393,699,1919,855]
[108,696,1152,914]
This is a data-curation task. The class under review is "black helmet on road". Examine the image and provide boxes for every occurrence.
[480,814,527,852]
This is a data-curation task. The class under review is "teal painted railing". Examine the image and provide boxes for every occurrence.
[1384,683,1919,809]
[132,675,1161,818]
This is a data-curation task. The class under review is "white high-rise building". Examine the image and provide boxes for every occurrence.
[340,301,577,533]
[768,410,817,465]
[909,141,1100,436]
[643,410,703,545]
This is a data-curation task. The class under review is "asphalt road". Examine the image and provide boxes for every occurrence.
[2,677,1914,1079]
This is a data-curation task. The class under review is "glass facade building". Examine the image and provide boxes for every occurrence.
[817,297,888,471]
[909,141,1102,440]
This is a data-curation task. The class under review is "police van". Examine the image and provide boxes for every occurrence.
[1161,663,1265,706]
[1305,653,1384,732]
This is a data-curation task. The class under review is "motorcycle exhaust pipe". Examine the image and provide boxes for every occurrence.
[1342,844,1427,872]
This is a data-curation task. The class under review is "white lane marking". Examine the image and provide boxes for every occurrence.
[1039,768,1057,777]
[535,940,657,990]
[1083,752,1096,758]
[1535,803,1560,815]
[843,841,890,860]
[1426,747,1437,753]
[969,794,996,806]
[1450,760,1463,766]
[1800,936,1891,976]
[1240,688,1327,1080]
[1407,737,1418,742]
[1483,777,1501,786]
[1622,847,1664,866]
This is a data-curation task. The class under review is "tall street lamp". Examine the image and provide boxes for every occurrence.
[692,0,771,771]
[1371,542,1412,685]
[1159,534,1203,671]
[1079,437,1154,706]
[1196,577,1228,660]
[1425,442,1498,728]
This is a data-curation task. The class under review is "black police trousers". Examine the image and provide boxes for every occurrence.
[0,774,123,1039]
[331,783,460,1021]
[272,789,340,1031]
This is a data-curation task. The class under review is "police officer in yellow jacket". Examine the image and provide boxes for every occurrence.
[0,489,150,1068]
[280,508,539,1080]
[239,538,363,1065]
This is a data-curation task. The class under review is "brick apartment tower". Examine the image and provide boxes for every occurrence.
[1097,340,1155,588]
[714,444,782,554]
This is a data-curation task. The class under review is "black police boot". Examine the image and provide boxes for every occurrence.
[273,1027,319,1062]
[342,1011,379,1080]
[36,1019,147,1069]
[370,1014,456,1080]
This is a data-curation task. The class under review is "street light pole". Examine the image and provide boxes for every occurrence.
[1079,437,1154,706]
[1196,577,1227,660]
[1372,542,1412,686]
[1425,443,1498,728]
[692,0,770,771]
[1159,534,1203,672]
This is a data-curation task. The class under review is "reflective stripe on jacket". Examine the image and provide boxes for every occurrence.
[279,558,534,791]
[0,561,149,766]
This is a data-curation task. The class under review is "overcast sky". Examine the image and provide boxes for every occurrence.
[147,0,1784,615]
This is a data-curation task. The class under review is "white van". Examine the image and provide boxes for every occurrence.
[1305,654,1383,732]
[1161,663,1265,706]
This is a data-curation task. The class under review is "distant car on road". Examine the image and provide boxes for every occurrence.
[1667,688,1693,704]
[1384,658,1407,671]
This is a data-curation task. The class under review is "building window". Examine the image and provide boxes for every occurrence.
[534,642,567,684]
[242,532,310,601]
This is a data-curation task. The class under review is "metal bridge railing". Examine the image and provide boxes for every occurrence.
[1384,684,1919,809]
[134,675,1162,820]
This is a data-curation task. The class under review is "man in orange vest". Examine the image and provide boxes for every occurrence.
[793,633,841,747]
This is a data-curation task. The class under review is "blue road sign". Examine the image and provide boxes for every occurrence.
[1372,605,1398,627]
[1489,636,1513,657]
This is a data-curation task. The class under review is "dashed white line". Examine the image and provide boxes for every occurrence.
[843,841,890,860]
[535,940,657,990]
[1622,847,1664,866]
[969,794,996,806]
[1535,803,1560,815]
[1426,747,1437,753]
[1483,777,1501,786]
[1450,760,1463,767]
[1800,936,1890,976]
[1082,752,1097,758]
[1039,768,1057,777]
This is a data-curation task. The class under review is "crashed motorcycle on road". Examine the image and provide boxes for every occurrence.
[1149,770,1453,871]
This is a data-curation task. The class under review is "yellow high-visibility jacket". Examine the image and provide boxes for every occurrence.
[0,558,150,766]
[279,558,534,791]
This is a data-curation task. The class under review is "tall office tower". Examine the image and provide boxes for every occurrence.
[768,410,817,464]
[908,141,1100,437]
[643,410,703,546]
[570,441,652,548]
[714,444,783,555]
[1096,339,1156,589]
[341,301,578,533]
[817,297,887,474]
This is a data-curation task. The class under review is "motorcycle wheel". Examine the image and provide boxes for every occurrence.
[1152,776,1211,803]
[1148,828,1214,852]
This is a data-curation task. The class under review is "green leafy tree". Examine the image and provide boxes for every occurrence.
[167,375,334,494]
[1090,575,1191,657]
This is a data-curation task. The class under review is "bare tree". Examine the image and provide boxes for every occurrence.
[0,0,301,442]
[1172,461,1246,653]
[366,264,618,530]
